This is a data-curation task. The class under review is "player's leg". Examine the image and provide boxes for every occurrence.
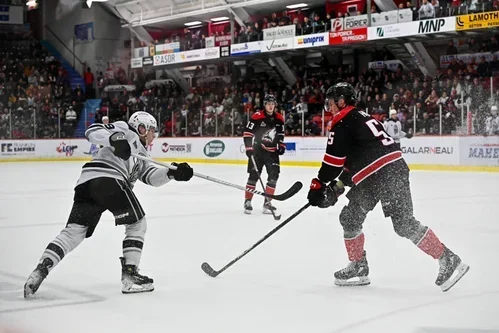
[24,182,104,297]
[262,152,280,214]
[91,178,153,294]
[334,184,379,286]
[244,154,264,214]
[381,162,469,291]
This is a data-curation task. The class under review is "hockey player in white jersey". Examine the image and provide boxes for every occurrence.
[383,109,411,149]
[24,111,193,297]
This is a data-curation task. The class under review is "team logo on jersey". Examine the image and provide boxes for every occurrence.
[261,128,276,144]
[56,142,78,156]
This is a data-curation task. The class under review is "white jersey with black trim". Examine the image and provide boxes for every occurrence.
[76,121,171,188]
[383,119,406,143]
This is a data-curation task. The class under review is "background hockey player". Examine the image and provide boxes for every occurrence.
[243,94,285,215]
[306,82,469,292]
[24,111,193,297]
[383,109,412,149]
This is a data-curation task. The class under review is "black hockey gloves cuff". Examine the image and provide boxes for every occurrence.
[168,162,193,181]
[307,178,344,208]
[109,132,131,160]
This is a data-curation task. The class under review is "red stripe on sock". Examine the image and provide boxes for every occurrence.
[245,184,256,200]
[345,233,365,262]
[417,229,445,259]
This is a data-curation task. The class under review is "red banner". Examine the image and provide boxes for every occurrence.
[329,28,367,45]
[215,35,231,46]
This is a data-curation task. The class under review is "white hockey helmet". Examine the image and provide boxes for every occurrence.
[128,111,157,136]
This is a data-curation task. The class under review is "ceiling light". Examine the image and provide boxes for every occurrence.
[211,16,229,22]
[185,21,202,26]
[286,3,307,9]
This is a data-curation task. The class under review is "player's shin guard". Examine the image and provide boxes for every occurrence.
[24,224,87,298]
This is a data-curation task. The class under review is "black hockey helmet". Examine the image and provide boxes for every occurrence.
[263,94,277,105]
[325,82,356,108]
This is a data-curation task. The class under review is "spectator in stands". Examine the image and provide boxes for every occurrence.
[419,0,436,18]
[84,67,94,99]
[446,41,458,55]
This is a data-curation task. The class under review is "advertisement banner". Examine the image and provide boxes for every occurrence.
[0,5,23,25]
[142,56,153,67]
[400,137,459,165]
[230,41,262,55]
[263,25,296,40]
[155,42,181,54]
[329,28,367,45]
[456,11,499,31]
[331,18,344,32]
[205,36,215,48]
[460,136,499,166]
[294,33,328,49]
[74,22,94,43]
[131,58,143,69]
[370,11,398,27]
[440,51,499,68]
[368,60,406,72]
[153,47,220,66]
[344,15,369,30]
[368,17,455,40]
[261,38,293,53]
[0,141,36,156]
[133,47,150,59]
[215,35,231,46]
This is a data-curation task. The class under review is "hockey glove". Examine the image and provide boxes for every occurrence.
[405,131,413,139]
[245,147,254,158]
[109,132,131,160]
[167,162,193,181]
[307,178,343,208]
[278,143,286,155]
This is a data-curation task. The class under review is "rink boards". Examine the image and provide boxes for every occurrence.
[0,136,498,172]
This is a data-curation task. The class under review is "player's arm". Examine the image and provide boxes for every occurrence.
[85,121,131,160]
[243,114,258,154]
[317,124,351,183]
[140,160,193,186]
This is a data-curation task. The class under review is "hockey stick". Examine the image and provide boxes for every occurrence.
[250,155,281,221]
[131,153,303,201]
[201,202,311,278]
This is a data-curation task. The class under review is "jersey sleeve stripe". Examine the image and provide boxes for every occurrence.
[352,151,403,185]
[323,153,346,167]
[243,132,254,137]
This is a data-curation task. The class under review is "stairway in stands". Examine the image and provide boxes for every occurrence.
[74,99,102,137]
[40,40,86,92]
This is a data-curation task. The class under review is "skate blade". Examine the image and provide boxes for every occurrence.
[122,283,154,294]
[244,209,252,215]
[334,276,371,287]
[441,262,470,292]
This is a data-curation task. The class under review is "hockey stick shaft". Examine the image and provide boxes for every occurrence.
[250,155,281,220]
[131,153,302,201]
[201,202,311,277]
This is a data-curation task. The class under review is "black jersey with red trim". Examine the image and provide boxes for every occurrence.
[243,111,285,153]
[318,106,404,185]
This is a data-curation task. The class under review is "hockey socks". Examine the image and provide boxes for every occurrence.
[344,233,365,262]
[265,184,276,199]
[245,183,256,201]
[416,228,445,259]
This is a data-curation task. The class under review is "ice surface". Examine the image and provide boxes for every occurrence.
[0,161,498,333]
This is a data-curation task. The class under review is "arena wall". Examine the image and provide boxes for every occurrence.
[1,137,498,172]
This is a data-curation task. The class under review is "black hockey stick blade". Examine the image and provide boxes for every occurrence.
[268,181,303,201]
[201,262,220,277]
[201,202,311,278]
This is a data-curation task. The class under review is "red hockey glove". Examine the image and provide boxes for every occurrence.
[308,178,341,208]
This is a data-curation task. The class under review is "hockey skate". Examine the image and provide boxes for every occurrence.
[120,257,154,294]
[24,258,53,298]
[435,246,469,292]
[262,200,277,215]
[244,199,253,215]
[334,251,370,286]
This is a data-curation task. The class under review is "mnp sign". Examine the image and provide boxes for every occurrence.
[456,11,499,30]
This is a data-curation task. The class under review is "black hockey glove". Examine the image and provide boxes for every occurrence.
[167,162,193,181]
[339,169,355,188]
[278,143,286,155]
[307,178,344,208]
[405,131,413,139]
[109,132,131,160]
[245,146,254,158]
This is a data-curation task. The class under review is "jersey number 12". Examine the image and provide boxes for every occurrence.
[366,119,394,146]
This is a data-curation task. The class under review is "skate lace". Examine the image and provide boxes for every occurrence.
[338,262,357,274]
[438,257,448,275]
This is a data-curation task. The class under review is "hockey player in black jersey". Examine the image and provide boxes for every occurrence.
[307,82,469,292]
[24,112,194,297]
[243,94,286,215]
